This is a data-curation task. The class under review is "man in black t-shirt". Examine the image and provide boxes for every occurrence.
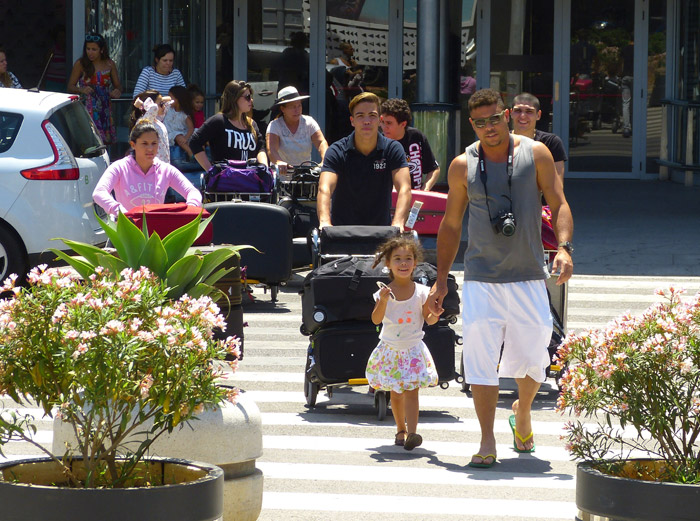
[318,92,411,228]
[511,92,567,186]
[380,98,440,190]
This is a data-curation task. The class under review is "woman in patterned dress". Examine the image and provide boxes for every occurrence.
[67,33,122,144]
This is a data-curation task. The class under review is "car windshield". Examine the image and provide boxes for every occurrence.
[48,101,105,158]
[0,112,23,154]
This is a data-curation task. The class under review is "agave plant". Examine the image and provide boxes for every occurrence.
[50,210,250,300]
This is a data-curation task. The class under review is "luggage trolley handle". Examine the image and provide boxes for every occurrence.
[310,226,418,268]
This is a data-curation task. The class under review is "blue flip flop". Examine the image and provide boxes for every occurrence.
[509,414,535,453]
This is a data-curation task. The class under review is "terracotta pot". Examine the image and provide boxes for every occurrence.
[0,457,223,521]
[576,460,700,521]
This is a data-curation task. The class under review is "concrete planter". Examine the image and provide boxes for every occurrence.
[53,394,263,521]
[576,460,700,521]
[0,457,223,521]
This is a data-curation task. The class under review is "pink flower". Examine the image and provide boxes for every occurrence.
[100,320,125,335]
[139,374,154,398]
[71,343,88,360]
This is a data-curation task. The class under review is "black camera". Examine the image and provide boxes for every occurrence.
[492,211,517,236]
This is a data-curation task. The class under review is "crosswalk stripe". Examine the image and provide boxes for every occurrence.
[568,275,700,287]
[258,461,576,490]
[565,292,697,303]
[261,413,567,436]
[262,435,572,461]
[262,491,578,519]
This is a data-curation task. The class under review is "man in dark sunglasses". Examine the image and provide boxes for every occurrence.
[428,88,573,469]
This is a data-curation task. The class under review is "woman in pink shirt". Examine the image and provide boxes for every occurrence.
[93,120,202,217]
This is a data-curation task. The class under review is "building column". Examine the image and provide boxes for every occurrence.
[416,0,440,103]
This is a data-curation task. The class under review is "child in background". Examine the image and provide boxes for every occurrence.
[162,85,194,165]
[132,90,170,163]
[365,236,438,451]
[187,84,206,129]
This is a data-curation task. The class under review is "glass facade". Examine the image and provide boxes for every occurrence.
[646,0,667,174]
[568,0,634,174]
[324,1,389,144]
[246,0,309,136]
[4,0,695,183]
[662,0,700,183]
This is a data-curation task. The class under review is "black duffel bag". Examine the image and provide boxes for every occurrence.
[318,226,400,257]
[300,256,460,335]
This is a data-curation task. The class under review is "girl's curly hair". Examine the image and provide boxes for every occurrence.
[372,235,424,280]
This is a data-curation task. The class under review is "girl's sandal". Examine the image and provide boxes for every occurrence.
[404,432,423,451]
[394,430,407,446]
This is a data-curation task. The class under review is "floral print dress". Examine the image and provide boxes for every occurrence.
[79,68,115,144]
[365,282,438,392]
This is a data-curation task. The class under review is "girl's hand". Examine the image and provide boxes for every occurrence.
[133,98,144,109]
[110,88,121,99]
[377,282,395,301]
[81,86,93,95]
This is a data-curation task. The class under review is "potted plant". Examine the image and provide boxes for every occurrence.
[0,212,246,520]
[557,286,700,521]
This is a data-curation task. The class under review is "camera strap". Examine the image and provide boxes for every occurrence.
[478,136,514,220]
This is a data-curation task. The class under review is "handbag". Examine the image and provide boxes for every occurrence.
[205,160,274,193]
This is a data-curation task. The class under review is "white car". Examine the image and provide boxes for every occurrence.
[0,89,108,281]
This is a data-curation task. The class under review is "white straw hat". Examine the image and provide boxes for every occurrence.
[273,86,310,107]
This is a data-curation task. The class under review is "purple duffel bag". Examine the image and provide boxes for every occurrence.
[205,160,274,193]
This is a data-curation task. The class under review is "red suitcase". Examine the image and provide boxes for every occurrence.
[125,203,213,246]
[391,189,447,235]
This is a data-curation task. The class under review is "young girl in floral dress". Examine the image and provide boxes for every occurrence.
[365,236,439,451]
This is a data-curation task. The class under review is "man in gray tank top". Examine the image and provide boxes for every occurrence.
[428,89,574,469]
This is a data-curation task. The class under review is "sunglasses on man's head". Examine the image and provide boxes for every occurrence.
[85,35,103,42]
[472,110,507,128]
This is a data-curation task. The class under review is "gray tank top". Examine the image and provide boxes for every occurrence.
[463,136,546,282]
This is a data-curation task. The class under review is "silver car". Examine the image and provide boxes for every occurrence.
[0,89,108,281]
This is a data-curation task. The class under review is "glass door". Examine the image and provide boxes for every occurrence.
[489,0,556,131]
[567,0,635,174]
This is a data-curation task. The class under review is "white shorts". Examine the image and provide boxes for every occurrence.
[461,280,552,386]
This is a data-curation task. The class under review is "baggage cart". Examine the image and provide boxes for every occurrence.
[302,225,462,419]
[203,162,280,204]
[277,162,321,269]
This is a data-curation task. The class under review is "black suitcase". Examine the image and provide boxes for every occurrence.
[308,321,380,385]
[423,324,457,384]
[300,256,460,335]
[204,201,293,286]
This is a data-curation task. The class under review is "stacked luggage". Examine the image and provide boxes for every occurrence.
[300,226,462,419]
[204,201,293,302]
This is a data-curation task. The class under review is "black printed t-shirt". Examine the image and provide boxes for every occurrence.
[397,127,439,189]
[321,132,408,225]
[189,113,264,162]
[534,129,567,163]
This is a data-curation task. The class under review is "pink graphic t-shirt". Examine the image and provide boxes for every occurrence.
[93,155,202,217]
